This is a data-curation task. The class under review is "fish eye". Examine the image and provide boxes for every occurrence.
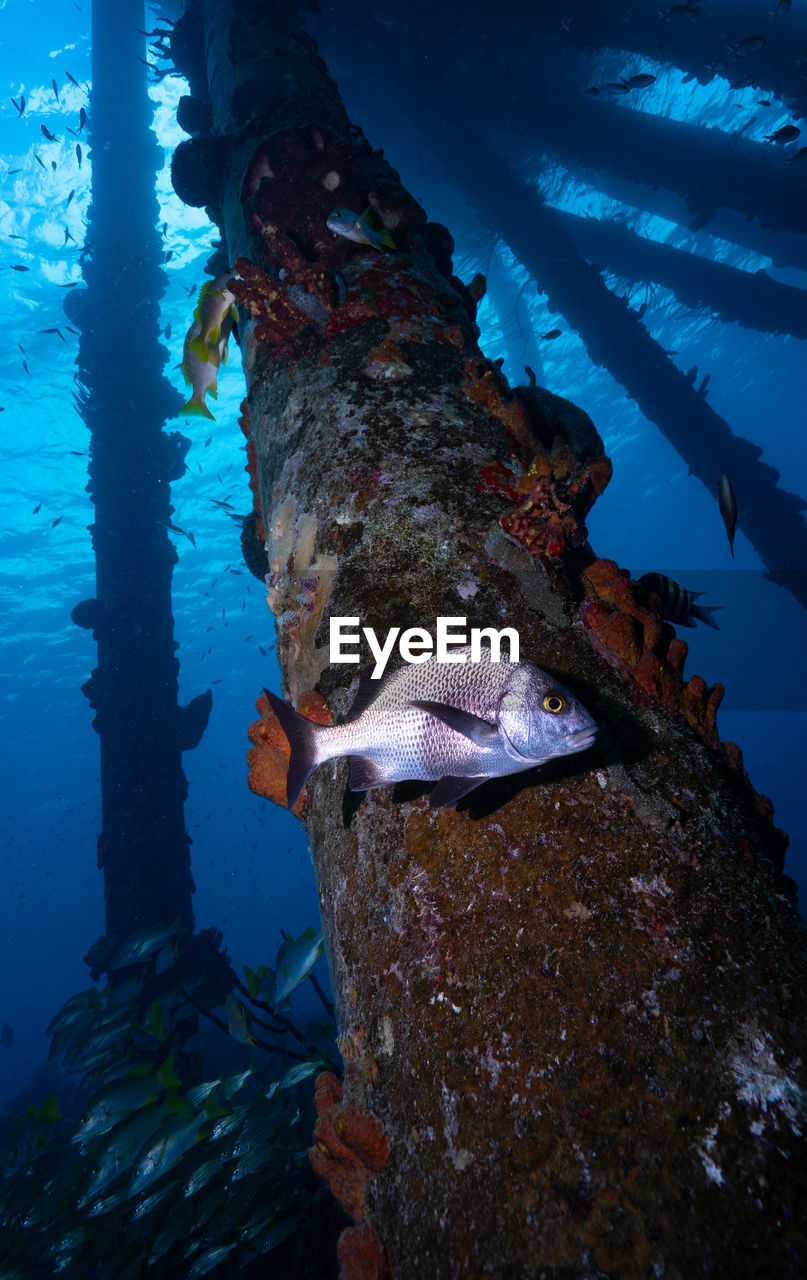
[542,693,566,714]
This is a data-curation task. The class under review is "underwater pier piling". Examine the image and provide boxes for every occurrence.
[171,1,807,1274]
[68,0,209,942]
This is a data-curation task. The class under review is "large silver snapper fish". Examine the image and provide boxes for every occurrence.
[265,644,597,810]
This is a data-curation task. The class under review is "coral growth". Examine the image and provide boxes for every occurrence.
[478,444,611,564]
[337,1223,393,1280]
[247,688,331,818]
[309,1072,391,1223]
[580,558,722,740]
[238,397,264,533]
[578,558,788,865]
[230,253,333,365]
[467,360,612,565]
[263,498,338,701]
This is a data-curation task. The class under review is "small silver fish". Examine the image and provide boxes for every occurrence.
[717,472,738,558]
[266,644,596,810]
[638,573,723,630]
[273,928,324,1003]
[326,206,395,251]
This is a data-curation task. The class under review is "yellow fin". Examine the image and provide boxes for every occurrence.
[181,396,215,420]
[192,282,211,326]
[377,228,396,250]
[189,335,216,365]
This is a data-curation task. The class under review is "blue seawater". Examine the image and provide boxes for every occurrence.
[0,0,805,1112]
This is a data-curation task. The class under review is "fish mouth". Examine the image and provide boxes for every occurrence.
[564,725,597,752]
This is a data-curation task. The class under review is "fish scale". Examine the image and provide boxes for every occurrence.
[266,643,597,810]
[332,654,517,779]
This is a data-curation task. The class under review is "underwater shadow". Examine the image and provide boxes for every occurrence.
[341,685,652,823]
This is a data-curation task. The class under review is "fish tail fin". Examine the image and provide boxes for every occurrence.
[263,689,322,808]
[377,228,396,250]
[181,396,215,420]
[692,604,724,631]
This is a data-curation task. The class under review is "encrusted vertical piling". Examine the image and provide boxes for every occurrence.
[172,3,807,1274]
[69,0,210,941]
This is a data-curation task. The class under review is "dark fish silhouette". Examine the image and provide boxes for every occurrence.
[76,143,82,168]
[727,35,767,57]
[764,125,800,144]
[79,107,86,132]
[41,124,57,142]
[65,70,81,88]
[717,472,738,557]
[659,3,699,20]
[540,328,563,341]
[52,78,59,101]
[638,573,723,630]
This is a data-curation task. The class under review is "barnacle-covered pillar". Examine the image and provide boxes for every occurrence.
[67,0,210,943]
[172,2,807,1275]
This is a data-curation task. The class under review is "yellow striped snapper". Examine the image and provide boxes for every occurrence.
[180,273,239,418]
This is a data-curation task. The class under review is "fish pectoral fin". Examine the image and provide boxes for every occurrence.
[188,336,214,364]
[430,775,488,809]
[349,756,390,791]
[409,700,497,746]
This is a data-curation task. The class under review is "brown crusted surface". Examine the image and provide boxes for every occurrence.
[178,1,807,1271]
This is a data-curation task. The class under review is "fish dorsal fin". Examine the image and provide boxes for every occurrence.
[349,756,390,791]
[343,664,394,723]
[430,775,488,809]
[410,700,497,747]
